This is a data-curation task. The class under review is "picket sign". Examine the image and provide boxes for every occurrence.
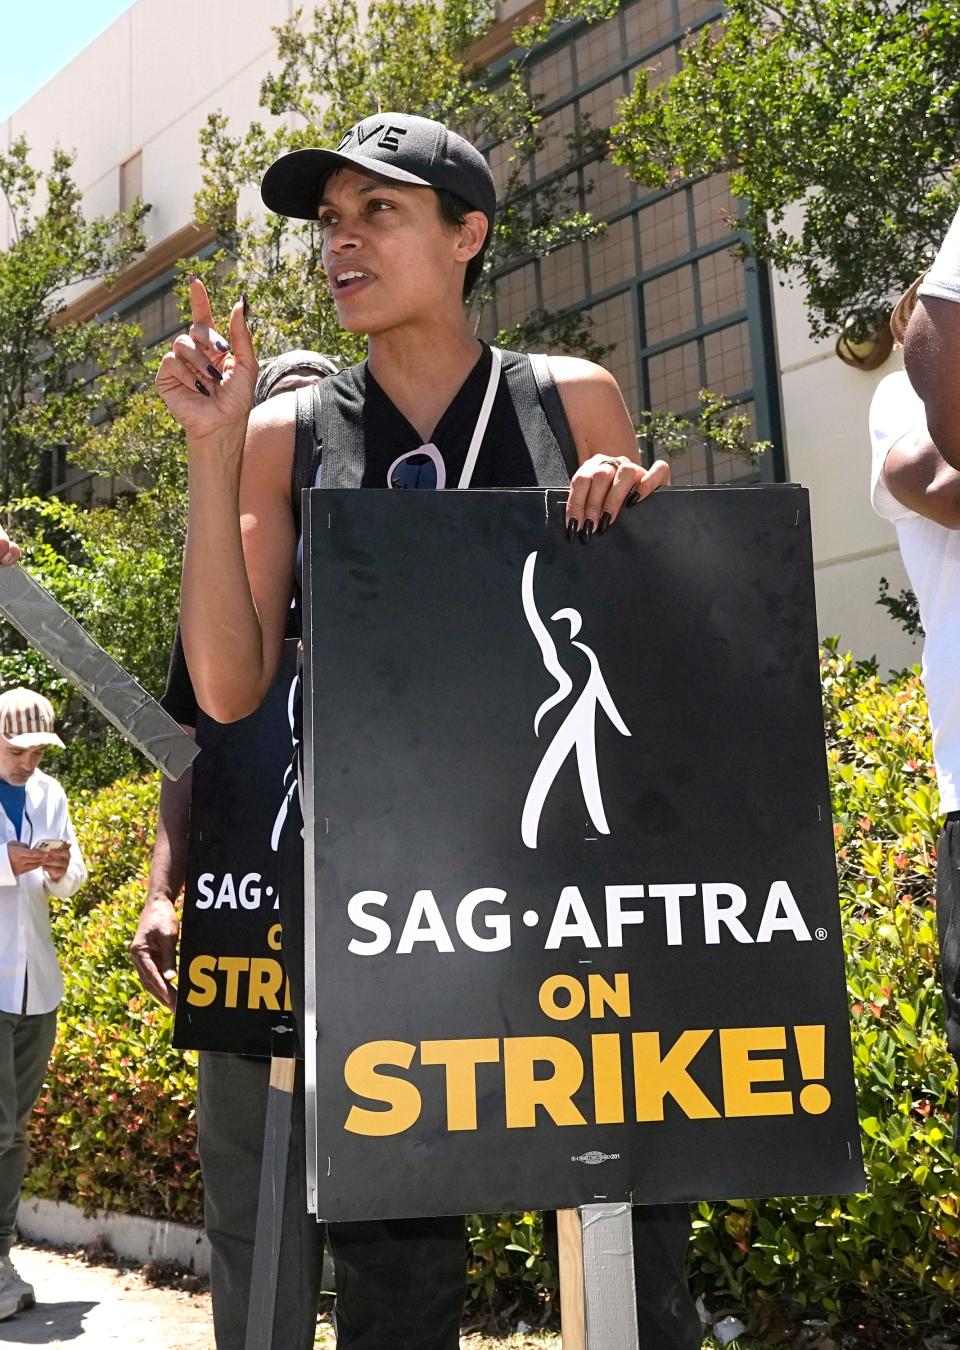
[559,1205,639,1348]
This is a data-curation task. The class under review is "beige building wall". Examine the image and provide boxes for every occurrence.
[769,261,918,671]
[0,0,294,257]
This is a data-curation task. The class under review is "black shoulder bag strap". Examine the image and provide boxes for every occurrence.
[529,351,580,482]
[501,351,580,485]
[291,382,324,542]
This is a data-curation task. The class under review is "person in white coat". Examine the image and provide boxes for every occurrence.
[0,688,86,1321]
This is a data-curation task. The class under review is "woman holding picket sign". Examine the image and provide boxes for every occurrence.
[155,113,699,1350]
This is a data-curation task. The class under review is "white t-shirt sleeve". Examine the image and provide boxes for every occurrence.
[868,371,927,522]
[918,204,960,304]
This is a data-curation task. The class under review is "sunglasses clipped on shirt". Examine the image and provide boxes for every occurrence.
[387,444,446,491]
[385,347,502,493]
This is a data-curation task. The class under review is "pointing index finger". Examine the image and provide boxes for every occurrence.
[188,274,216,329]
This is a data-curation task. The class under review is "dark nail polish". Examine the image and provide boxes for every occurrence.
[215,339,230,353]
[195,379,210,398]
[598,511,611,535]
[580,519,594,544]
[566,519,578,543]
[625,488,641,507]
[206,363,224,383]
[241,292,249,320]
[188,272,198,283]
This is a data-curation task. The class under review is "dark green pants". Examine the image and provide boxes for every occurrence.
[0,1008,57,1256]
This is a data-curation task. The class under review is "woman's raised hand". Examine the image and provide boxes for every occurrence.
[155,277,258,447]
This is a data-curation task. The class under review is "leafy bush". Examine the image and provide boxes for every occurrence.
[68,776,160,914]
[690,644,960,1342]
[24,776,203,1224]
[1,496,182,791]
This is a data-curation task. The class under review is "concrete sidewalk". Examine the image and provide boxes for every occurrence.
[0,1245,214,1348]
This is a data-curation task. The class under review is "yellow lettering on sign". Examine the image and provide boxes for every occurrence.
[248,958,283,1011]
[218,956,250,1009]
[344,1041,421,1136]
[720,1026,793,1117]
[420,1038,501,1130]
[503,1036,587,1128]
[186,955,218,1007]
[588,972,631,1019]
[539,974,586,1021]
[267,924,282,951]
[591,1033,625,1124]
[632,1030,719,1121]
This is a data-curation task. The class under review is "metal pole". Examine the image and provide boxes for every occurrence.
[244,1054,296,1350]
[559,1203,639,1349]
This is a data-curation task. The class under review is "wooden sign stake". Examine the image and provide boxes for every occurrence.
[559,1204,639,1349]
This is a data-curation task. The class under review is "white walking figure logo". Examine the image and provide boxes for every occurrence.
[270,670,302,854]
[520,551,631,849]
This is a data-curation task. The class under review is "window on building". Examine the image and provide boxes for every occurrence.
[482,0,783,485]
[119,151,143,212]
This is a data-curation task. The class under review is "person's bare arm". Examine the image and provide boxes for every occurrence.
[131,736,194,1010]
[552,357,670,538]
[156,279,295,721]
[0,529,17,565]
[904,297,960,472]
[882,427,960,530]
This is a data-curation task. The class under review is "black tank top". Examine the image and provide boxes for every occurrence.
[324,344,556,489]
[292,344,577,590]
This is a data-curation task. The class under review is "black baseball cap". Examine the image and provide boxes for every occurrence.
[260,113,497,236]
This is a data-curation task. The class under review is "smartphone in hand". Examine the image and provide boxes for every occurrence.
[33,839,66,853]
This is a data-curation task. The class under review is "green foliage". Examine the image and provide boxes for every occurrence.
[190,0,616,361]
[690,645,959,1341]
[638,390,770,469]
[467,1211,555,1314]
[69,776,162,914]
[611,0,960,342]
[877,577,923,641]
[25,776,203,1224]
[0,139,149,498]
[0,497,182,789]
[28,879,201,1223]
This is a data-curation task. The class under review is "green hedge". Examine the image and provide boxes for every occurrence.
[688,645,960,1341]
[26,776,203,1223]
[23,653,960,1335]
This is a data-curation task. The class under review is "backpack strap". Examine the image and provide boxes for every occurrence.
[316,379,365,492]
[291,382,324,541]
[528,352,580,481]
[501,354,572,488]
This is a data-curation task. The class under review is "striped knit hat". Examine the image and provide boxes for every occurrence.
[0,688,65,749]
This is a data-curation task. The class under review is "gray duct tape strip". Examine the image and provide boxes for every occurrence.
[0,565,199,782]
